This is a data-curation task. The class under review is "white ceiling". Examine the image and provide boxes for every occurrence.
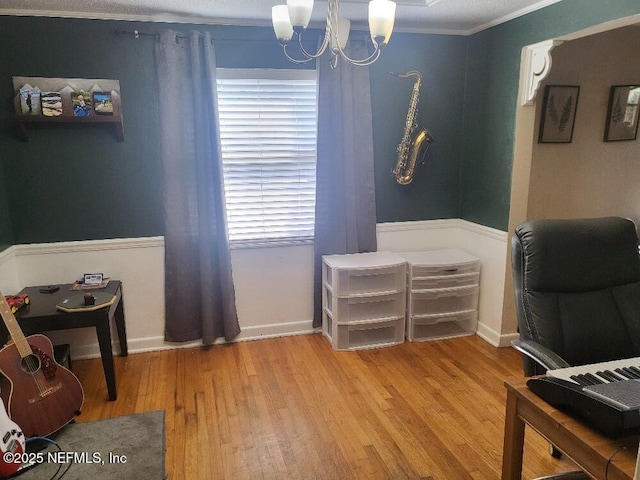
[1,0,563,35]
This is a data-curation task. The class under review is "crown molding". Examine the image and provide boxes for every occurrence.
[0,0,565,36]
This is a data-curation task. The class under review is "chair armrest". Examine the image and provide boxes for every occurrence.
[511,340,571,372]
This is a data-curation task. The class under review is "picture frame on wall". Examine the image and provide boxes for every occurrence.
[538,85,580,143]
[604,85,640,142]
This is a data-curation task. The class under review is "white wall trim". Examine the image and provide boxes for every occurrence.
[72,323,320,360]
[0,245,15,268]
[376,218,459,232]
[465,0,563,35]
[457,219,508,241]
[0,219,514,359]
[13,236,164,256]
[476,323,519,348]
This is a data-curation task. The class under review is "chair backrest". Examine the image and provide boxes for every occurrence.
[512,217,640,375]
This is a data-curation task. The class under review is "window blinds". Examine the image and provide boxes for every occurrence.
[217,69,317,247]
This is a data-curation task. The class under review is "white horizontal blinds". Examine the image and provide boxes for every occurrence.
[217,69,317,246]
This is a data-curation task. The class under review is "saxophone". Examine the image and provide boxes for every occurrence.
[392,71,433,185]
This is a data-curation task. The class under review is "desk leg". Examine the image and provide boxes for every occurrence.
[114,292,128,357]
[96,320,117,401]
[502,389,525,480]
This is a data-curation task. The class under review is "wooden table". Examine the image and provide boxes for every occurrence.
[14,280,128,401]
[502,377,638,480]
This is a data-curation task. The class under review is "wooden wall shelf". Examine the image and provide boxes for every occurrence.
[12,76,124,142]
[14,114,124,142]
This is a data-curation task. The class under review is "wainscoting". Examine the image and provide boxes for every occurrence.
[0,219,515,359]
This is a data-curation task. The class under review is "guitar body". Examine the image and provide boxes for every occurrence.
[0,334,84,438]
[0,398,24,477]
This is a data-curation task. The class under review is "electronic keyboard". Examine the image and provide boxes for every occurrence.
[527,357,640,437]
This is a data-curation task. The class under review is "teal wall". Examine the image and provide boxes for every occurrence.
[371,34,467,222]
[460,0,640,230]
[2,2,639,249]
[0,161,13,251]
[0,16,466,247]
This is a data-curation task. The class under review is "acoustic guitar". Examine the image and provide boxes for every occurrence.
[0,293,84,438]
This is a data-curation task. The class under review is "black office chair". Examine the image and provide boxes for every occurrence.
[511,216,640,376]
[511,217,640,478]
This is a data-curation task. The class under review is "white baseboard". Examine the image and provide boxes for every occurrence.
[72,322,318,360]
[476,322,519,347]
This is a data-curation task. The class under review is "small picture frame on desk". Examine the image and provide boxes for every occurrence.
[84,273,104,286]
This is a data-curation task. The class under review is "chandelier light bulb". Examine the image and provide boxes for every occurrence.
[287,0,314,31]
[330,17,351,53]
[271,0,395,67]
[272,5,294,43]
[368,0,396,46]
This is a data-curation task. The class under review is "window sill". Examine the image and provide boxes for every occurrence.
[229,238,314,250]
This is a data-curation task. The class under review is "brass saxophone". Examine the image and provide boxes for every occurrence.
[392,71,433,185]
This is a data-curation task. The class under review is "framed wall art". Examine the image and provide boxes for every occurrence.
[604,85,640,142]
[538,85,580,143]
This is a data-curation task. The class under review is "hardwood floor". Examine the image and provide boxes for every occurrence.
[73,333,579,479]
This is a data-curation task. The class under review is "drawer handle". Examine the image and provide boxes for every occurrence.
[443,268,458,273]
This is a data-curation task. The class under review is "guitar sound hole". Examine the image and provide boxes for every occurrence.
[20,354,41,374]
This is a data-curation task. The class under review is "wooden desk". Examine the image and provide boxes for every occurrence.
[14,281,128,401]
[502,377,638,480]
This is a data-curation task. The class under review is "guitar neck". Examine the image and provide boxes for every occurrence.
[0,295,32,358]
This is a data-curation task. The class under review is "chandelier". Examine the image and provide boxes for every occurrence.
[271,0,397,68]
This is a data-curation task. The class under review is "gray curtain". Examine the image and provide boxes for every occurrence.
[155,30,240,343]
[313,34,378,328]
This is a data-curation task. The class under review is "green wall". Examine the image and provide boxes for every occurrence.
[371,33,467,222]
[0,16,466,247]
[4,2,637,248]
[460,0,640,230]
[0,161,13,251]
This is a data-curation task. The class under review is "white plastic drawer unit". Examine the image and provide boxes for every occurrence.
[323,312,405,351]
[409,285,479,317]
[400,249,480,279]
[324,289,406,323]
[322,251,407,297]
[409,271,479,291]
[407,310,478,342]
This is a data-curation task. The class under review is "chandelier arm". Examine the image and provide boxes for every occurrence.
[335,42,382,66]
[297,29,330,60]
[281,44,316,64]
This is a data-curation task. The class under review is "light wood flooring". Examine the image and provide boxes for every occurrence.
[73,333,580,479]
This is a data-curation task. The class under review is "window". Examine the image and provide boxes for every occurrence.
[217,69,317,247]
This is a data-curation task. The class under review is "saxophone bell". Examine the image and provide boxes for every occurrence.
[394,127,433,185]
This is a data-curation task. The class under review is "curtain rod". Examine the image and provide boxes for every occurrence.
[114,28,274,43]
[115,28,164,39]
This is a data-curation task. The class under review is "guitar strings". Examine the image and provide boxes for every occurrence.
[2,299,50,396]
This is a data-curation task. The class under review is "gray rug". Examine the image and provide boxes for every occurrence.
[14,411,165,480]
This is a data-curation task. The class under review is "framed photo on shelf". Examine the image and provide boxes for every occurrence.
[538,85,580,143]
[93,92,114,115]
[72,91,92,117]
[40,92,63,117]
[604,85,640,142]
[18,87,41,115]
